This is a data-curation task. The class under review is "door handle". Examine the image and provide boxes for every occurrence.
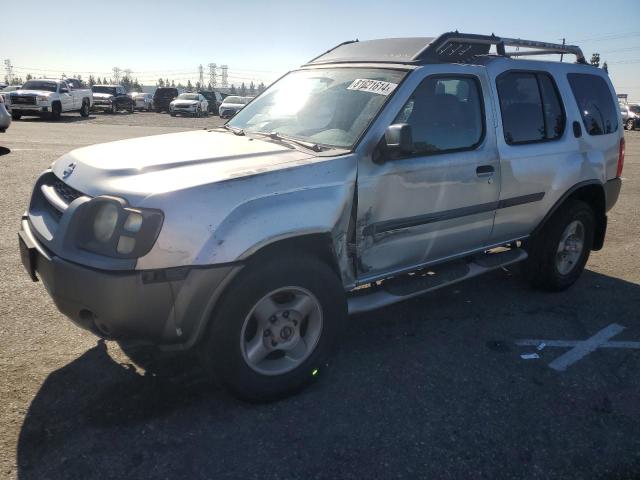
[476,165,495,177]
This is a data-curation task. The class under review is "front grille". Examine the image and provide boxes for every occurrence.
[175,103,193,108]
[12,95,36,105]
[52,179,83,204]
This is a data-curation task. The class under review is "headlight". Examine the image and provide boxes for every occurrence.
[93,203,119,242]
[37,96,49,102]
[77,197,164,258]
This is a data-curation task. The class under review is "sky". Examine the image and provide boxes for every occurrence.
[1,0,639,99]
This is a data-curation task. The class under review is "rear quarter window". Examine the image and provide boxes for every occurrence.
[567,73,618,136]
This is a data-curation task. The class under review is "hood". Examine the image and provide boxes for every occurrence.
[12,90,51,96]
[92,92,114,100]
[221,103,244,109]
[52,130,318,203]
[171,99,198,105]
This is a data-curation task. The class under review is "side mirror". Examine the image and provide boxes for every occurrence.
[385,123,413,154]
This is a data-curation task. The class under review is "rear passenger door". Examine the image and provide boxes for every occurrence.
[489,70,570,243]
[357,68,501,280]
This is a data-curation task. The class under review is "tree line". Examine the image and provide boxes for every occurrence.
[4,72,267,95]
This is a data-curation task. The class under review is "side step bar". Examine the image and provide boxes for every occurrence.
[347,247,527,315]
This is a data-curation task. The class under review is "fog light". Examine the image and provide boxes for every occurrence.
[117,236,136,254]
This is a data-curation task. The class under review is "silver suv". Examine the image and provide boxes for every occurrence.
[620,103,640,130]
[19,33,624,401]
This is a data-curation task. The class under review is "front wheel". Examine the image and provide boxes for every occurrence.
[626,119,635,131]
[50,102,61,121]
[522,199,595,291]
[201,253,347,402]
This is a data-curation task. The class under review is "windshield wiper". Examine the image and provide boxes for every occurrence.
[256,131,322,152]
[222,124,245,136]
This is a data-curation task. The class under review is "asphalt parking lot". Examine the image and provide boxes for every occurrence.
[1,113,639,480]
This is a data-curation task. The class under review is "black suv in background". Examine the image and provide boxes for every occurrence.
[199,90,225,115]
[153,87,179,113]
[91,85,134,114]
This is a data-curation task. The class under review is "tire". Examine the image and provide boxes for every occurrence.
[11,111,21,120]
[50,102,61,121]
[170,113,176,117]
[79,99,90,117]
[626,119,635,131]
[522,199,595,291]
[201,253,347,402]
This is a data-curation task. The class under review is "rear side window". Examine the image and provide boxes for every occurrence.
[496,71,565,145]
[568,73,618,135]
[394,76,484,154]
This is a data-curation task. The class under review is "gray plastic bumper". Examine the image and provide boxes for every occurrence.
[19,217,241,349]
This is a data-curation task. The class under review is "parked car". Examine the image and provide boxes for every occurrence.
[9,79,92,120]
[1,85,22,109]
[198,90,224,114]
[620,103,640,130]
[19,33,623,402]
[91,85,134,113]
[218,96,252,118]
[0,95,11,132]
[153,87,178,113]
[169,93,209,117]
[130,92,154,111]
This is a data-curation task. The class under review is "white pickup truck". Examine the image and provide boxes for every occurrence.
[9,78,93,120]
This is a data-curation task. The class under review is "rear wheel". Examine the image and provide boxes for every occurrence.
[201,253,346,402]
[50,102,61,121]
[626,119,635,131]
[522,199,595,291]
[79,99,90,117]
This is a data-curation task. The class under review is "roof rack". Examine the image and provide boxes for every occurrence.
[305,32,586,66]
[418,32,586,64]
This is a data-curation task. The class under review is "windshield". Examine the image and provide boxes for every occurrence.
[92,86,116,95]
[22,81,58,92]
[178,93,199,100]
[228,68,406,148]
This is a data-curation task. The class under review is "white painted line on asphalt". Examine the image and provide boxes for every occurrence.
[515,339,640,349]
[515,323,639,372]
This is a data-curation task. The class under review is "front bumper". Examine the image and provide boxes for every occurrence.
[19,217,241,349]
[92,102,114,111]
[11,105,50,114]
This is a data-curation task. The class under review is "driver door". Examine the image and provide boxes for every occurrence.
[356,68,501,281]
[58,84,73,111]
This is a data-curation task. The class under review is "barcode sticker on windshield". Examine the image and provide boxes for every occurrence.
[347,79,398,96]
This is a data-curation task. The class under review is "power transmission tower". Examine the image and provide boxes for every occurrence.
[112,67,121,84]
[4,59,14,84]
[221,65,228,88]
[198,64,204,88]
[208,63,217,88]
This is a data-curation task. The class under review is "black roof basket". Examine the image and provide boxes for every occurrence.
[417,32,586,64]
[305,32,586,66]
